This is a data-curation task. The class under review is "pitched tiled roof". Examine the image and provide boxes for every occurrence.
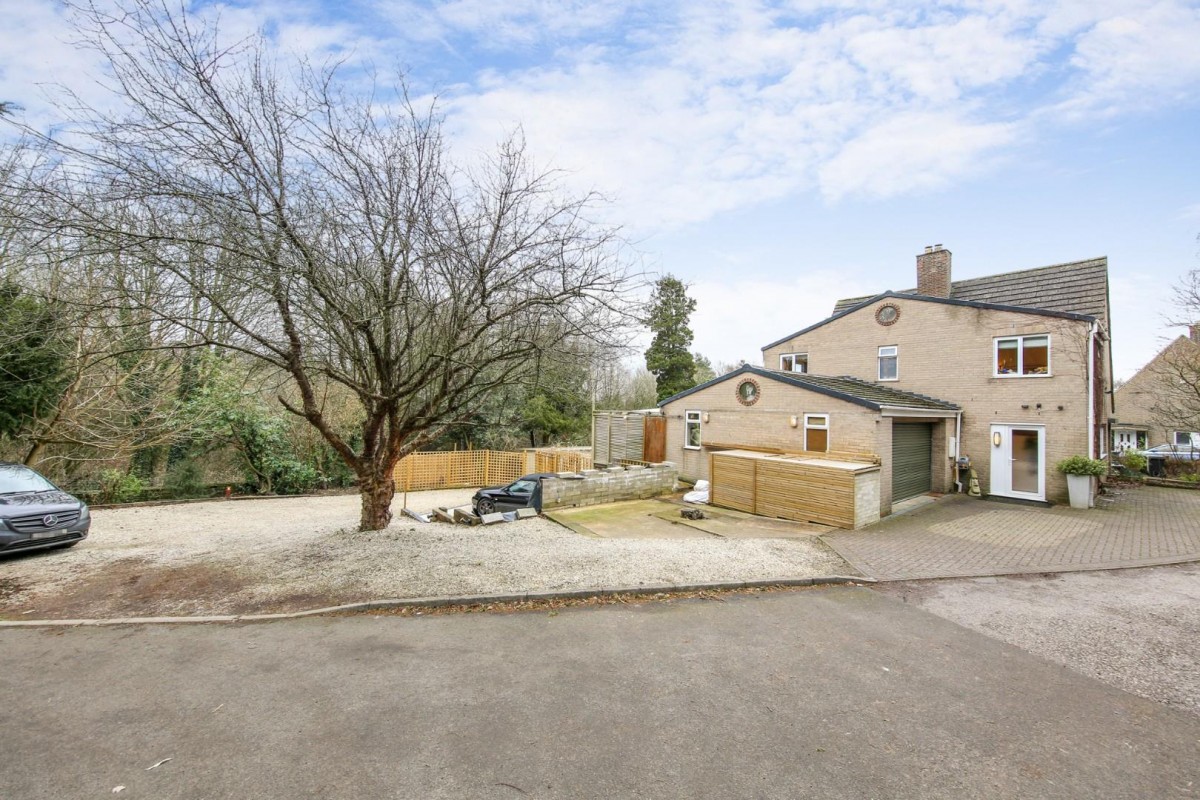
[833,257,1109,326]
[763,290,1094,352]
[778,373,960,411]
[658,365,959,413]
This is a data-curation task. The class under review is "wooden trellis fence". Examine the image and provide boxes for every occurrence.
[393,448,593,492]
[534,448,592,474]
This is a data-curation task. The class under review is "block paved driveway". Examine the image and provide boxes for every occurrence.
[822,485,1200,581]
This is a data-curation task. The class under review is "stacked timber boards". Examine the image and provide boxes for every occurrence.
[709,449,880,530]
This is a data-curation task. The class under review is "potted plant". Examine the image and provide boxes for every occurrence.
[1056,455,1107,509]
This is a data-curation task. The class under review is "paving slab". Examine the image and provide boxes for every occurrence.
[823,485,1200,581]
[547,497,830,540]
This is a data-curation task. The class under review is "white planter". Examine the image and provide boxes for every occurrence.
[1066,473,1093,509]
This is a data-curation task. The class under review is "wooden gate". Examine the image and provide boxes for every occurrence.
[643,415,666,463]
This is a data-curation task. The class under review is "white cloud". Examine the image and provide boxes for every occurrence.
[4,0,1199,235]
[817,112,1019,201]
[436,1,1200,229]
[0,3,103,124]
[1062,1,1200,116]
[689,270,875,367]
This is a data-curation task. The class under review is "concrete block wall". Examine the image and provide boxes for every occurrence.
[853,470,881,529]
[541,463,678,510]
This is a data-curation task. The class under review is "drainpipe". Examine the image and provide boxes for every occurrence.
[1086,321,1097,460]
[954,410,963,493]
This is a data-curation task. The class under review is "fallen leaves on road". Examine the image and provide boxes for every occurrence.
[342,583,837,619]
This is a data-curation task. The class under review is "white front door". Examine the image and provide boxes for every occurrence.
[990,424,1045,501]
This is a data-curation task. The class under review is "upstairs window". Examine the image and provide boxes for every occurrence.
[685,410,702,450]
[780,353,808,373]
[995,335,1050,377]
[878,346,898,381]
[804,414,829,452]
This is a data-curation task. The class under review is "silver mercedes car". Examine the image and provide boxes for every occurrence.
[0,463,90,556]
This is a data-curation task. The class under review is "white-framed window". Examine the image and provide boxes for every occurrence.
[684,410,702,450]
[995,335,1050,377]
[804,413,829,452]
[780,353,808,373]
[1172,431,1197,448]
[878,345,898,381]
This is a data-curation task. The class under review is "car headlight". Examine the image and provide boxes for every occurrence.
[79,504,90,520]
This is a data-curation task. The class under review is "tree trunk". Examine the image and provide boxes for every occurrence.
[359,471,396,531]
[23,440,45,467]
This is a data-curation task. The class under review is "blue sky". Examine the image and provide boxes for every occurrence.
[4,0,1200,379]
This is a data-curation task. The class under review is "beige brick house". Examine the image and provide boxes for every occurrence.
[1113,328,1200,453]
[660,370,960,514]
[660,246,1112,514]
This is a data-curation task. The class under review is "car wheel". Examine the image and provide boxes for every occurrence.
[476,498,495,515]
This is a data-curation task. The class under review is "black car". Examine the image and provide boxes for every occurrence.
[0,463,91,556]
[471,473,557,516]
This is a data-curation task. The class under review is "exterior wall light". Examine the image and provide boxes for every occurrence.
[789,416,799,428]
[992,431,1002,447]
[702,412,710,423]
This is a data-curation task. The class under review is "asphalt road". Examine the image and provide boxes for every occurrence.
[874,562,1200,717]
[2,587,1198,799]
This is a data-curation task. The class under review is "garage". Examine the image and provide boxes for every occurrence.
[892,422,933,501]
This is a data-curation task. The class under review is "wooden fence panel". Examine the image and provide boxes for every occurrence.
[394,449,588,492]
[710,453,756,513]
[754,460,856,528]
[394,450,524,492]
[709,450,869,529]
[534,449,594,473]
[593,415,612,464]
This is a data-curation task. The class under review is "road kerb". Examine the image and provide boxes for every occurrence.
[0,576,872,628]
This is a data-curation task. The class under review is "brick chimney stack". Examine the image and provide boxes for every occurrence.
[1190,323,1200,344]
[916,244,952,298]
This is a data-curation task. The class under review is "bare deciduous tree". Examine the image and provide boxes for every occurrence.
[1148,268,1200,445]
[8,0,638,529]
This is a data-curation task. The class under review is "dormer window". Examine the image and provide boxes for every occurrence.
[995,335,1050,377]
[780,353,808,373]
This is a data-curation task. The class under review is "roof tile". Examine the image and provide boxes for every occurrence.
[833,257,1109,324]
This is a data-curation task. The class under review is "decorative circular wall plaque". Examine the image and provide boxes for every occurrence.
[875,303,900,326]
[735,378,760,406]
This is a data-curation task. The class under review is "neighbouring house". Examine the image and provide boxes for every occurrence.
[659,245,1113,515]
[1112,326,1200,453]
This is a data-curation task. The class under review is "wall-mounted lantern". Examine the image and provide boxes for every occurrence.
[789,415,799,428]
[992,431,1002,447]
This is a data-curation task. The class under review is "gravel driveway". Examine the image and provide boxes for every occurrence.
[0,491,849,619]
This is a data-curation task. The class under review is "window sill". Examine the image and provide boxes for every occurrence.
[993,373,1052,378]
[683,445,702,451]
